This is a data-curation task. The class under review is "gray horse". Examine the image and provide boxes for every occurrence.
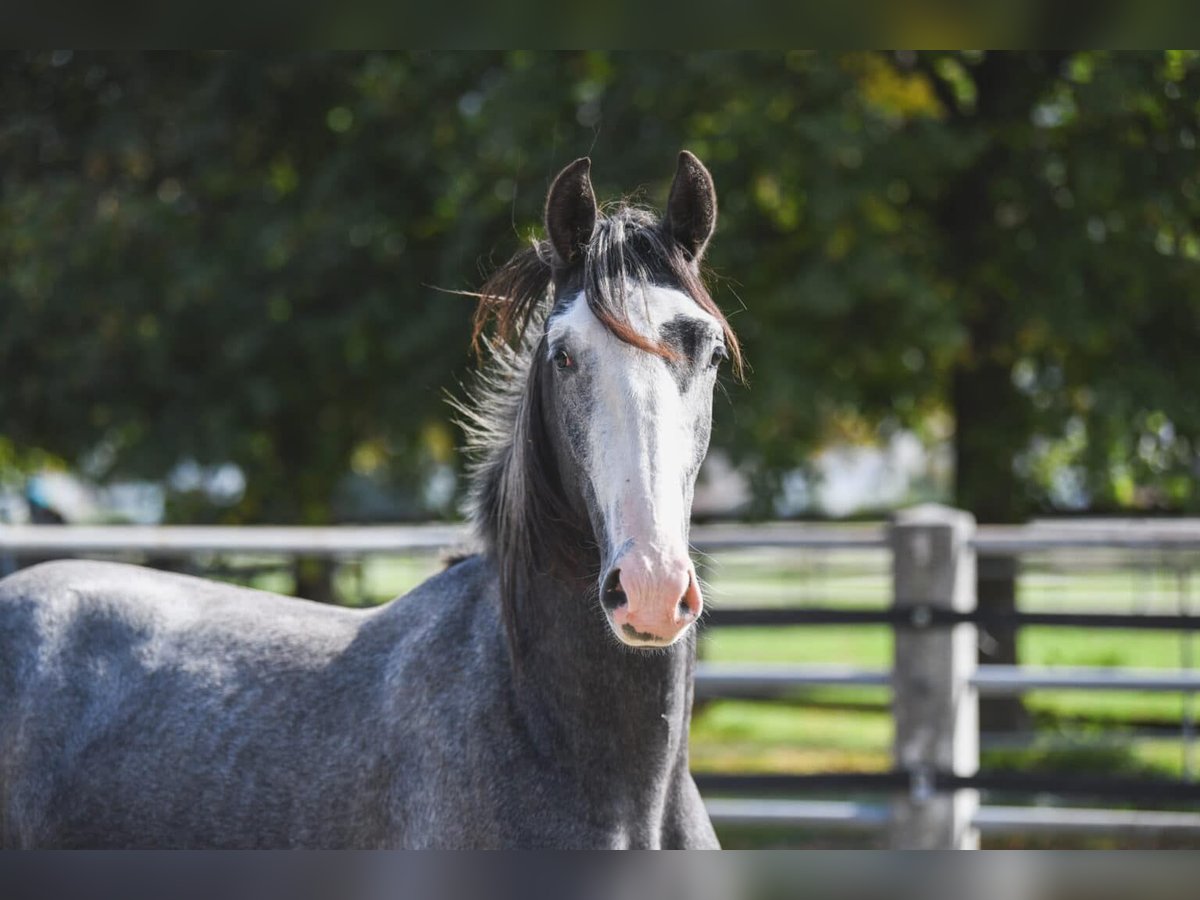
[0,152,741,849]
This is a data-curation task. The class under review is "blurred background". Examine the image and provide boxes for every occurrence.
[3,51,1200,848]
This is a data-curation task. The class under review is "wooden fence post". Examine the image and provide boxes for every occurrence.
[889,504,980,849]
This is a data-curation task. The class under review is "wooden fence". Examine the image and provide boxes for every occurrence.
[4,505,1200,848]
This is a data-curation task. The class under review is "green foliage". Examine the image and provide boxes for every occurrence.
[981,735,1174,782]
[3,52,1199,522]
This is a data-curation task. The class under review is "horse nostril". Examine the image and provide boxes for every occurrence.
[678,571,701,620]
[601,568,626,612]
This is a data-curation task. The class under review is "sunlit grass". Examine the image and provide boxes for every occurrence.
[690,701,891,774]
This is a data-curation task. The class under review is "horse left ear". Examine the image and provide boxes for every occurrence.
[545,157,598,268]
[665,150,717,263]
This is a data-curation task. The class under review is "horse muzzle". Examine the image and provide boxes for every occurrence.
[599,549,702,647]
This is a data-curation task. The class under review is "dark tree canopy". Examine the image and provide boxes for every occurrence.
[3,51,1199,524]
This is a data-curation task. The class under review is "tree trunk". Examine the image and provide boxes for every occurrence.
[931,52,1066,736]
[975,555,1028,732]
[265,445,343,605]
[952,340,1032,734]
[293,556,338,605]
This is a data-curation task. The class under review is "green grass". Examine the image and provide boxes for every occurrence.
[699,625,893,665]
[691,700,892,774]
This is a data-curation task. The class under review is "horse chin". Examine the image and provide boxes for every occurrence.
[607,618,690,650]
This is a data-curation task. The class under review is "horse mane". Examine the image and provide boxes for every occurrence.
[453,203,741,657]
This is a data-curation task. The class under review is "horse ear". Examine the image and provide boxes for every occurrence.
[545,157,597,267]
[665,150,717,263]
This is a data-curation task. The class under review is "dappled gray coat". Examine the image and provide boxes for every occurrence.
[0,152,731,848]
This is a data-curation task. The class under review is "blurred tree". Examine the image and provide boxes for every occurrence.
[0,52,513,597]
[3,52,1200,613]
[900,51,1200,730]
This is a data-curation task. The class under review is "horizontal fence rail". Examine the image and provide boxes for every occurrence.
[704,607,1200,631]
[704,799,1200,837]
[695,663,891,697]
[975,522,1200,554]
[705,798,891,831]
[8,519,1200,555]
[0,523,472,557]
[973,665,1200,695]
[0,522,888,556]
[694,663,1200,698]
[696,770,1200,804]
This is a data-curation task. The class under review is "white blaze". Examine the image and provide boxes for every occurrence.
[547,286,717,589]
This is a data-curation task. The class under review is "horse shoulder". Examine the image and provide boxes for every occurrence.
[368,555,535,845]
[0,560,376,847]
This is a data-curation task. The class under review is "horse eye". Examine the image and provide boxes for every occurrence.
[553,348,574,370]
[709,344,728,368]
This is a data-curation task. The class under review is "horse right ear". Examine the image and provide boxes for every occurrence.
[665,150,717,263]
[545,157,597,268]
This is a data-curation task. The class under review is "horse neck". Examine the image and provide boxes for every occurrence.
[511,569,697,787]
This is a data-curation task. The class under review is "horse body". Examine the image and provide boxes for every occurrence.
[0,152,733,848]
[0,556,713,848]
[1,558,385,848]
